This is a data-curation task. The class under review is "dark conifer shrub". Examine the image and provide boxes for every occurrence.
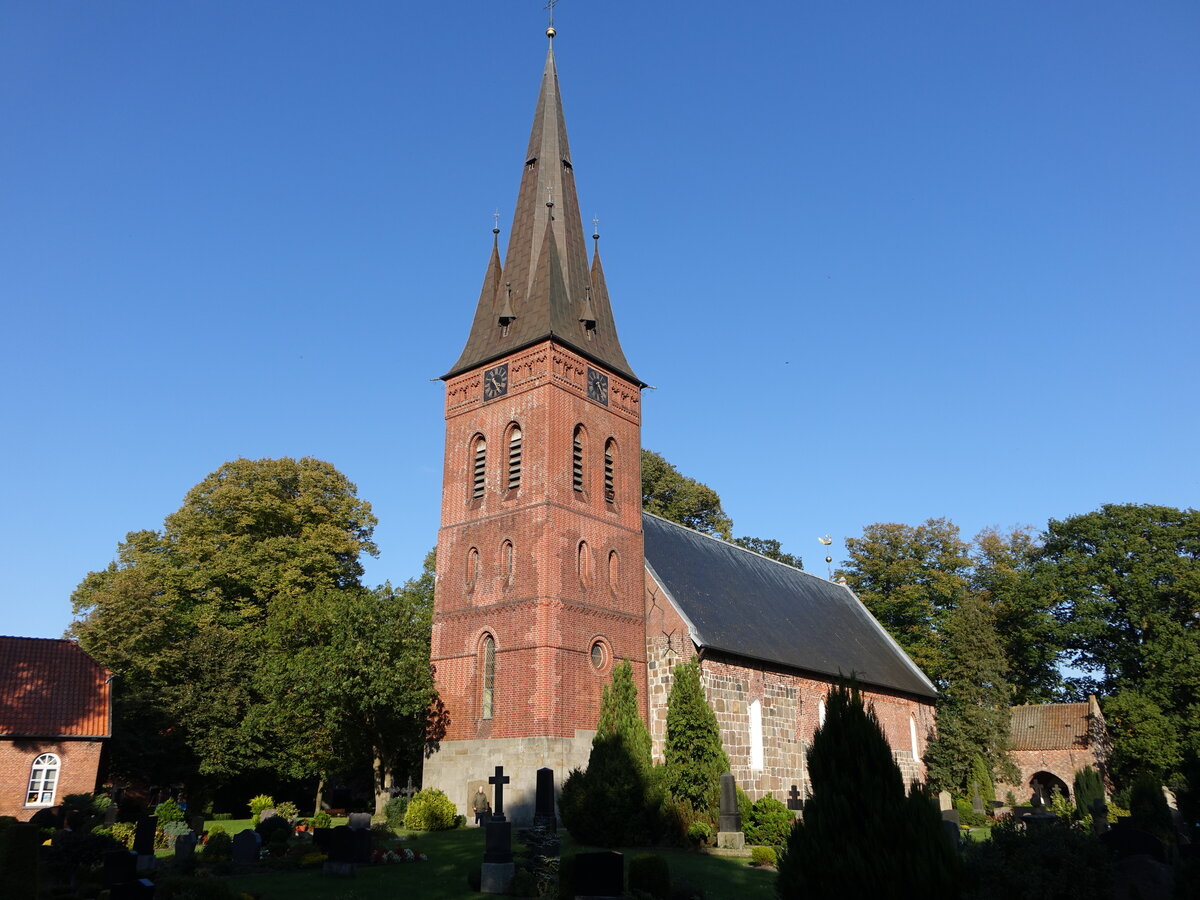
[776,683,957,900]
[663,659,729,822]
[1072,767,1105,820]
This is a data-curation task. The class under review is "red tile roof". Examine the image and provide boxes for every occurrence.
[0,637,111,738]
[1009,702,1092,751]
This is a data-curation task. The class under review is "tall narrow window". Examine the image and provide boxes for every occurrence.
[749,700,764,771]
[604,439,616,504]
[578,541,591,586]
[502,540,514,585]
[608,550,620,593]
[909,715,919,759]
[572,426,585,493]
[481,635,496,719]
[471,436,487,499]
[466,547,479,589]
[507,425,522,491]
[26,753,60,806]
[818,699,826,728]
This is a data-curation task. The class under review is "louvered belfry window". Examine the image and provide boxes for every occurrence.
[604,439,615,503]
[507,426,522,491]
[572,426,585,493]
[471,436,487,499]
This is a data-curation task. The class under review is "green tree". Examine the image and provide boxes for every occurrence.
[1038,504,1200,762]
[838,518,971,679]
[663,659,729,821]
[70,457,380,784]
[972,526,1062,704]
[777,683,957,900]
[1101,690,1182,787]
[924,593,1017,792]
[732,536,803,569]
[596,659,652,772]
[641,449,733,540]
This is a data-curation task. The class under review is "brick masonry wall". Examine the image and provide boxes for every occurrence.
[0,739,104,820]
[645,573,936,801]
[996,747,1105,805]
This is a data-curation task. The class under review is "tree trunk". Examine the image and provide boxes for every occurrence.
[314,776,326,816]
[373,756,389,818]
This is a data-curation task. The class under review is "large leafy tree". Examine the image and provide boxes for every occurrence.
[640,449,733,540]
[732,536,803,569]
[1038,504,1200,763]
[838,518,971,680]
[70,457,381,784]
[923,593,1017,791]
[971,526,1061,704]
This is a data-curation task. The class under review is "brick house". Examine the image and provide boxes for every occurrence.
[0,637,112,820]
[423,26,937,822]
[995,697,1108,804]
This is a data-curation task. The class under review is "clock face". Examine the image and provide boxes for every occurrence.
[586,367,609,406]
[483,363,509,401]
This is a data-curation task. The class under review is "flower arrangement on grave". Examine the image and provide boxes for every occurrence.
[370,847,428,864]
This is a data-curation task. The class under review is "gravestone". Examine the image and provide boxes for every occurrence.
[109,880,155,900]
[351,828,372,864]
[971,786,985,816]
[104,803,119,826]
[1102,822,1167,864]
[940,808,961,849]
[174,831,197,865]
[938,791,953,813]
[401,775,418,802]
[103,850,137,887]
[1090,797,1110,835]
[534,767,557,831]
[231,829,259,866]
[313,827,333,853]
[348,812,372,831]
[189,814,206,835]
[787,784,804,813]
[133,815,157,873]
[574,850,624,899]
[716,772,745,850]
[258,808,277,823]
[323,825,356,877]
[489,765,511,821]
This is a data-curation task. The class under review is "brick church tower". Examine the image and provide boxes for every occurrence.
[422,27,645,821]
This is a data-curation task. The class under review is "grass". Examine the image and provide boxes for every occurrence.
[212,825,778,900]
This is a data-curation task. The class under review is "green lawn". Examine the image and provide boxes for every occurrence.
[215,825,777,900]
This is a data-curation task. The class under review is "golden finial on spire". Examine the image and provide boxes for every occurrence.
[545,0,558,38]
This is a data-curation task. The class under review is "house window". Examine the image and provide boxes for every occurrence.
[604,439,616,504]
[749,700,764,771]
[471,435,487,499]
[507,425,522,491]
[26,753,60,806]
[572,426,585,493]
[482,635,496,719]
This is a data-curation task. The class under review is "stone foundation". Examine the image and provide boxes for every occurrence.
[422,732,595,824]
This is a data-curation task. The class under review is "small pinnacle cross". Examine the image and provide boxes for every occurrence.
[493,209,501,233]
[592,215,600,240]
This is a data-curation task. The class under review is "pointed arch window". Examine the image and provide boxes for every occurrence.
[572,425,586,493]
[577,541,592,587]
[26,753,60,806]
[608,550,620,594]
[507,425,523,491]
[471,435,487,500]
[481,634,496,719]
[501,540,514,586]
[466,547,480,590]
[604,438,617,504]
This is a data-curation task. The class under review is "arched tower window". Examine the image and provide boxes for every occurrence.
[501,540,514,585]
[577,541,592,586]
[572,425,586,493]
[604,438,617,504]
[608,550,620,593]
[466,547,479,589]
[507,425,523,491]
[481,634,496,719]
[471,435,487,500]
[26,753,60,806]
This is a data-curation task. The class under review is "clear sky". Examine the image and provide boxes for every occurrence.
[2,1,1197,641]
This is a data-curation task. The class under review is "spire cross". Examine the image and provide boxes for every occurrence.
[544,0,559,29]
[493,209,501,234]
[592,215,600,240]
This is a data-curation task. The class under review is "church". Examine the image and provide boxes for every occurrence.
[423,25,937,823]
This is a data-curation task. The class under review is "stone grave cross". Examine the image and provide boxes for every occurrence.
[489,766,511,820]
[787,784,804,812]
[401,776,417,802]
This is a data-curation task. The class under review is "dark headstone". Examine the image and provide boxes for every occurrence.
[1090,797,1110,835]
[231,829,259,865]
[718,772,741,833]
[104,803,119,826]
[1102,823,1167,864]
[327,825,354,863]
[574,851,624,899]
[109,880,155,900]
[787,784,804,812]
[489,765,511,820]
[350,828,372,865]
[347,812,372,831]
[102,850,137,887]
[189,814,206,835]
[174,831,197,864]
[313,827,333,853]
[483,819,513,864]
[132,815,157,856]
[940,808,960,827]
[534,767,557,831]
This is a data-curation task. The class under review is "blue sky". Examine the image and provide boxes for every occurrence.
[2,1,1197,640]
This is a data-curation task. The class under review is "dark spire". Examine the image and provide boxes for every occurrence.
[444,31,638,384]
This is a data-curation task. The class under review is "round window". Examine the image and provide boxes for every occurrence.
[590,641,606,670]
